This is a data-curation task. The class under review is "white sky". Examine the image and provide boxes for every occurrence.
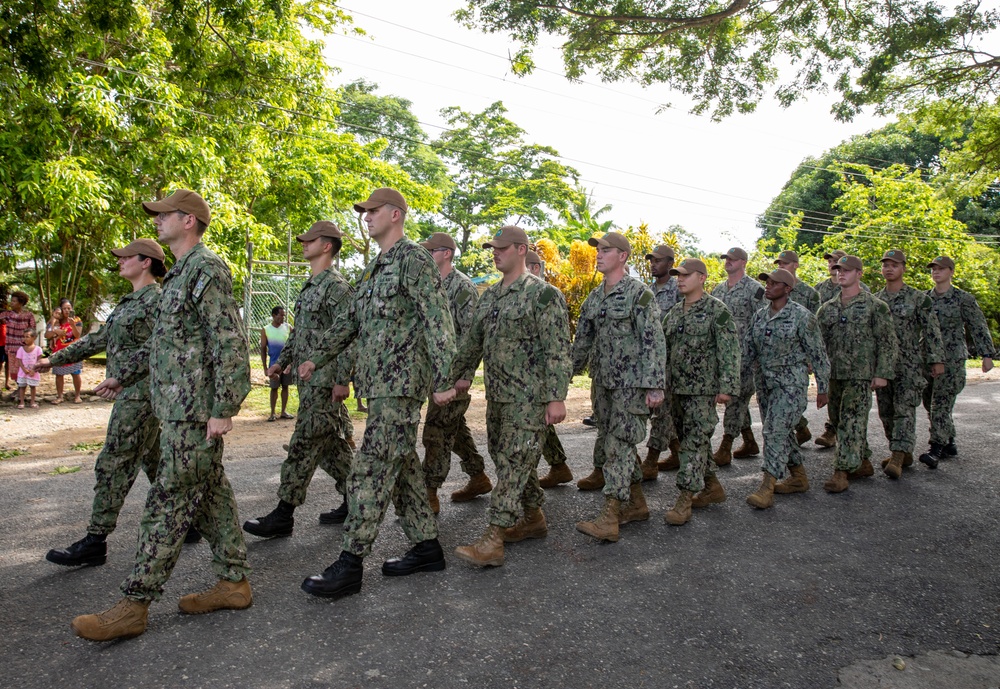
[323,2,890,253]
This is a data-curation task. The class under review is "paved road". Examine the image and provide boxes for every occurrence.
[3,381,1000,688]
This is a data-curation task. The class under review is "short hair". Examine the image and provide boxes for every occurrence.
[386,203,407,221]
[137,254,168,278]
[22,329,35,340]
[195,218,208,235]
[271,305,285,317]
[11,290,28,306]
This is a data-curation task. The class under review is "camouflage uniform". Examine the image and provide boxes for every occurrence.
[310,238,454,558]
[922,286,996,444]
[272,266,356,505]
[662,295,741,492]
[711,276,765,436]
[816,278,871,306]
[422,268,486,489]
[451,273,571,527]
[742,302,830,479]
[648,278,683,452]
[817,292,897,471]
[115,243,251,601]
[789,280,820,314]
[48,284,161,536]
[875,286,944,453]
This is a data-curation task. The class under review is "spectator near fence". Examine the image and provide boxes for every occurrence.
[261,305,293,421]
[46,298,84,404]
[1,291,36,392]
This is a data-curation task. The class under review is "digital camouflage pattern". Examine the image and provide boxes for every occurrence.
[451,272,571,526]
[712,275,765,435]
[662,295,741,492]
[48,284,162,536]
[652,277,681,315]
[789,279,821,314]
[273,266,356,506]
[572,274,665,500]
[816,277,871,305]
[648,279,682,453]
[541,424,567,466]
[922,286,997,444]
[818,291,897,471]
[875,285,944,453]
[422,268,485,489]
[742,301,830,479]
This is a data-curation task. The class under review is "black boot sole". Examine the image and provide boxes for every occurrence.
[242,521,293,538]
[300,579,362,599]
[918,454,939,469]
[318,511,347,525]
[381,558,446,577]
[45,551,106,567]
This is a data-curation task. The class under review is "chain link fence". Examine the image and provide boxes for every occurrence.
[242,241,309,367]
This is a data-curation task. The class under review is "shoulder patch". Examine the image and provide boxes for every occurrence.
[191,273,212,302]
[638,290,653,308]
[876,300,890,315]
[456,289,472,307]
[539,285,558,306]
[716,309,732,327]
[921,295,933,310]
[755,286,765,300]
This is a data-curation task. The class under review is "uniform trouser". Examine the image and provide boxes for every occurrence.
[591,384,647,502]
[756,376,807,480]
[829,379,872,472]
[339,403,354,441]
[877,373,925,453]
[722,375,754,436]
[794,415,809,433]
[342,397,437,558]
[278,384,354,506]
[485,401,545,527]
[647,394,677,452]
[541,425,567,466]
[88,399,161,536]
[121,421,250,601]
[672,394,719,493]
[422,394,485,489]
[922,361,966,445]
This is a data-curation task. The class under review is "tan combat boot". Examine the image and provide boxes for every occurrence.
[576,497,621,542]
[883,451,905,479]
[733,427,760,459]
[576,467,605,491]
[427,488,440,515]
[71,598,150,641]
[538,462,573,488]
[713,434,734,466]
[178,577,253,614]
[880,455,893,470]
[823,470,849,493]
[795,424,812,446]
[665,491,694,526]
[847,458,874,480]
[347,437,357,450]
[815,427,837,448]
[774,464,809,494]
[658,439,680,471]
[691,474,727,508]
[746,473,776,509]
[902,452,914,467]
[450,472,492,502]
[503,508,548,542]
[454,524,504,567]
[641,449,660,481]
[619,483,650,524]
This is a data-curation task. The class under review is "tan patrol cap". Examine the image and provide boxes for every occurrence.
[720,247,748,261]
[142,189,211,226]
[645,244,675,260]
[297,221,343,243]
[588,232,631,253]
[111,238,165,262]
[670,258,708,276]
[353,187,408,214]
[832,255,863,271]
[928,255,955,270]
[758,268,796,287]
[775,250,799,264]
[526,250,542,266]
[483,225,529,249]
[420,232,457,251]
[881,249,906,264]
[823,249,847,261]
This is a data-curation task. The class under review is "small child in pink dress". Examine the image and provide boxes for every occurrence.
[15,330,41,408]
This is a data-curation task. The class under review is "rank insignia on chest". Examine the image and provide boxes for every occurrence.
[840,315,848,324]
[765,328,772,337]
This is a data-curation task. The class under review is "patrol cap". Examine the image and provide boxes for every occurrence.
[645,244,675,260]
[353,187,408,214]
[670,258,707,276]
[927,255,955,270]
[832,255,863,271]
[757,268,796,287]
[588,232,631,254]
[720,247,748,261]
[142,189,211,226]
[111,238,165,262]
[526,250,543,266]
[420,232,457,252]
[881,249,906,264]
[775,250,799,264]
[296,221,343,243]
[483,225,529,249]
[823,249,847,261]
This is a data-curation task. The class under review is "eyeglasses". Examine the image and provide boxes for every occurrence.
[430,248,451,254]
[156,210,189,220]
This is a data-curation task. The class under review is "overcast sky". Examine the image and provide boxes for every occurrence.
[324,2,890,253]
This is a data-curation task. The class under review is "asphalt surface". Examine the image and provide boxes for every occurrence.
[3,381,1000,689]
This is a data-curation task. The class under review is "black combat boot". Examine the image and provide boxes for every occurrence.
[46,533,107,567]
[944,438,958,457]
[301,551,363,598]
[918,443,943,469]
[381,539,446,576]
[318,497,348,525]
[243,500,295,537]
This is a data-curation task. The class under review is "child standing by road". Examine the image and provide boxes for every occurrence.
[16,329,41,408]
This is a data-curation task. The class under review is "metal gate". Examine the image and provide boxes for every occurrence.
[242,236,310,339]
